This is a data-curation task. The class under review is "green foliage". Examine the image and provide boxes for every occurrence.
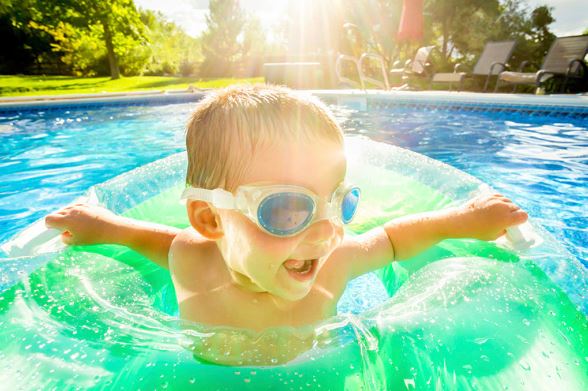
[200,0,246,77]
[427,0,500,66]
[29,0,147,79]
[337,0,403,64]
[240,16,270,76]
[30,21,107,77]
[0,0,62,74]
[199,0,267,77]
[423,0,556,72]
[0,0,146,78]
[0,0,567,82]
[0,0,204,78]
[140,10,202,77]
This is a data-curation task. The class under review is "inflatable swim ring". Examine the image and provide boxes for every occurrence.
[0,137,586,390]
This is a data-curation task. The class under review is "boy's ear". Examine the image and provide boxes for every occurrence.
[187,201,224,240]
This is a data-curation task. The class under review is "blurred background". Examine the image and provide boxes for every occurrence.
[0,0,586,93]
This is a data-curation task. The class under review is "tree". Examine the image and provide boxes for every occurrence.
[22,0,146,79]
[240,15,267,76]
[423,0,556,72]
[0,0,63,74]
[427,0,500,62]
[337,0,403,65]
[530,6,556,59]
[140,10,202,76]
[53,0,145,79]
[200,0,246,77]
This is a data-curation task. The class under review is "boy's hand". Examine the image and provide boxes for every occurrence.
[451,193,528,241]
[45,204,178,268]
[382,193,529,262]
[333,193,530,279]
[45,204,121,245]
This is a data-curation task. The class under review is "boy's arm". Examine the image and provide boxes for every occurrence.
[338,193,528,280]
[45,204,179,269]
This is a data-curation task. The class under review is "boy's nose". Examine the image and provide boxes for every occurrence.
[302,219,342,246]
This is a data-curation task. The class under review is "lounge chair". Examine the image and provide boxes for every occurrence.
[389,45,435,86]
[431,41,516,91]
[495,34,588,93]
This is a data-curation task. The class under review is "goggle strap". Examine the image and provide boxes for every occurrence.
[181,187,235,209]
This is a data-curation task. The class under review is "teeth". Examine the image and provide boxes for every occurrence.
[284,259,313,273]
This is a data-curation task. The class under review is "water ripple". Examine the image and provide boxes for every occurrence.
[337,106,587,267]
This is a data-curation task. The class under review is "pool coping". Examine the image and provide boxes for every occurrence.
[313,90,588,108]
[0,88,208,110]
[1,89,587,110]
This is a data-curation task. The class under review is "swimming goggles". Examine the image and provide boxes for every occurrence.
[181,183,361,237]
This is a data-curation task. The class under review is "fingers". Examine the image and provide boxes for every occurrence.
[45,203,91,228]
[510,210,528,224]
[45,213,66,229]
[45,215,76,244]
[61,231,75,245]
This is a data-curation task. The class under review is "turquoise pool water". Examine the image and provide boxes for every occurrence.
[1,97,586,273]
[0,96,586,390]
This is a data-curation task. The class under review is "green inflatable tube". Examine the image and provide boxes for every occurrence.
[0,137,586,390]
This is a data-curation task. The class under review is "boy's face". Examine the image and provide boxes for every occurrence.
[216,137,347,301]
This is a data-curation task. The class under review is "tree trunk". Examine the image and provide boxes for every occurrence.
[441,18,448,61]
[102,19,120,80]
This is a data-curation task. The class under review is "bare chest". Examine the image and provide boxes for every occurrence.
[176,281,339,330]
[169,236,349,331]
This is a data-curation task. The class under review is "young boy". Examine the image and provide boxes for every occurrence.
[45,85,527,337]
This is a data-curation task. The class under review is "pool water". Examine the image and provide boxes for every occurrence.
[0,104,190,244]
[339,106,588,267]
[0,97,586,389]
[1,99,586,271]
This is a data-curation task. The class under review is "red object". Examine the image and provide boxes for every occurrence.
[397,0,424,42]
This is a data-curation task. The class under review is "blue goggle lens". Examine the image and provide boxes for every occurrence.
[258,192,315,236]
[341,187,360,224]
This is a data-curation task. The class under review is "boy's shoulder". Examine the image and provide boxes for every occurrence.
[169,228,218,270]
[172,226,207,245]
[168,227,226,292]
[169,227,216,260]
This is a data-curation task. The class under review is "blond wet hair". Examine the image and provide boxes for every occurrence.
[185,84,344,191]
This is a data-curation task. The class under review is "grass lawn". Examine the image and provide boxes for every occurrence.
[0,75,264,97]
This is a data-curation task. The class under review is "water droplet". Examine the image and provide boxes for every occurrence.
[403,378,416,389]
[519,360,531,371]
[522,319,531,326]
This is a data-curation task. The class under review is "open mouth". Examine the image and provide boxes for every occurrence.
[283,258,318,281]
